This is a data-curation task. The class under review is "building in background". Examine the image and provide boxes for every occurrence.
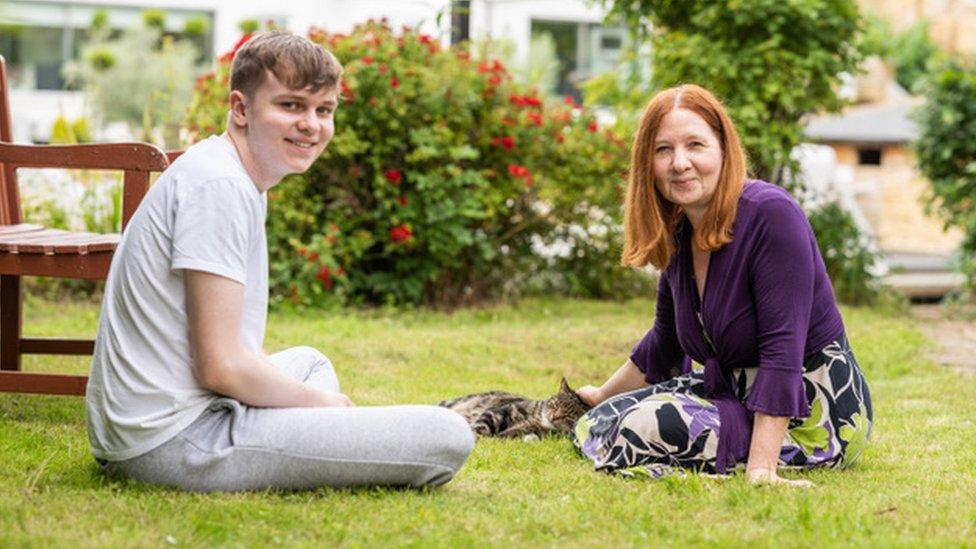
[805,59,965,297]
[858,0,976,54]
[0,0,628,142]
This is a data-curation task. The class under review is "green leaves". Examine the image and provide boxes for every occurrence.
[601,0,862,183]
[914,61,976,293]
[187,21,634,307]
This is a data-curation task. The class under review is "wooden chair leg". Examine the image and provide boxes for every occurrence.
[0,274,22,371]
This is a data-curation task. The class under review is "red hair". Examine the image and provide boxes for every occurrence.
[621,84,748,269]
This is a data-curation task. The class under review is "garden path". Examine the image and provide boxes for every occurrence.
[912,304,976,376]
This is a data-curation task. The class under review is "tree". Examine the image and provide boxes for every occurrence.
[65,10,205,148]
[589,1,889,304]
[914,61,976,294]
[596,0,862,185]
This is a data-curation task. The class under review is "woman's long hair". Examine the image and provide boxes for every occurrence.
[621,84,747,270]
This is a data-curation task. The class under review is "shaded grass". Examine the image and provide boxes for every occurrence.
[2,298,975,546]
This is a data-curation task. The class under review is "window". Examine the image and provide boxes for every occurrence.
[858,148,882,165]
[0,1,213,91]
[530,19,627,99]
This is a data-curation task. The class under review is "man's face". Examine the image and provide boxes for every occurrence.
[237,71,338,184]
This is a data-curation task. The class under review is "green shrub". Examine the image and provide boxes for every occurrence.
[914,60,976,297]
[806,201,886,306]
[186,22,643,307]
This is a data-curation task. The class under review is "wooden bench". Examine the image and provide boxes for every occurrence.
[0,55,171,395]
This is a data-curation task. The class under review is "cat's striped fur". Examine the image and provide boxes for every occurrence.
[438,378,591,439]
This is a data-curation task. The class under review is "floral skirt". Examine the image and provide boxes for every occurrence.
[572,335,873,477]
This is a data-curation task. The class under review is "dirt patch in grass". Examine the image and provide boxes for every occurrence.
[912,304,976,376]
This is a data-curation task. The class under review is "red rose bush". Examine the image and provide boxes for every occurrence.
[186,20,639,307]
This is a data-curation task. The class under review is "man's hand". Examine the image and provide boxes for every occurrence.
[318,391,355,407]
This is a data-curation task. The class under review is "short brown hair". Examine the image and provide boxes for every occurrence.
[230,31,343,97]
[621,84,748,270]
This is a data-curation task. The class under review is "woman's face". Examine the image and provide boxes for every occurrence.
[652,107,723,220]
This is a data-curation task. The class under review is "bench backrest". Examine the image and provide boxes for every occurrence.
[0,56,21,226]
[0,55,173,231]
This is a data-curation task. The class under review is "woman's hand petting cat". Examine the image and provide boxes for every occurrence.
[576,385,605,407]
[745,467,814,488]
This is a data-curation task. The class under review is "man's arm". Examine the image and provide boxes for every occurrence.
[185,270,352,408]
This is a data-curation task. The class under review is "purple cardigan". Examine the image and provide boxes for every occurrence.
[630,181,845,472]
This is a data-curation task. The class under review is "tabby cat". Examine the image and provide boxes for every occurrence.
[438,378,591,439]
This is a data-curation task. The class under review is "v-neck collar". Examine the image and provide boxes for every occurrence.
[681,218,712,311]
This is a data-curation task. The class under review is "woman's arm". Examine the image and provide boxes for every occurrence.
[745,412,812,487]
[579,273,685,406]
[577,359,647,406]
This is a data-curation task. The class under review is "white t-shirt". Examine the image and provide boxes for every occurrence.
[86,135,268,461]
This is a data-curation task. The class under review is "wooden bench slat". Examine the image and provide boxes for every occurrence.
[0,228,120,255]
[0,223,45,235]
[11,233,119,254]
[53,241,117,254]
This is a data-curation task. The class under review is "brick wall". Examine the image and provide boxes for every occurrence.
[830,143,963,254]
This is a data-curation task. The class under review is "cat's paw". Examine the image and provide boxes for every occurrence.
[522,434,540,442]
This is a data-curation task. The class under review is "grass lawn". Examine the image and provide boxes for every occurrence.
[2,297,974,547]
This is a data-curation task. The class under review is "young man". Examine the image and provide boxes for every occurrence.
[85,32,473,492]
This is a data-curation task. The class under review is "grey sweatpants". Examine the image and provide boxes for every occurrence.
[102,346,475,492]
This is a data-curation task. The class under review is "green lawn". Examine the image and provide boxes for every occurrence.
[2,297,974,547]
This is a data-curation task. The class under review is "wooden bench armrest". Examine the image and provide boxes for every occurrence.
[0,142,168,171]
[0,142,170,230]
[165,150,184,164]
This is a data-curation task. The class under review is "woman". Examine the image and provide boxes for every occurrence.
[574,85,872,486]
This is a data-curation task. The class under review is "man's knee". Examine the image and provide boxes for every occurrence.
[412,407,475,486]
[289,346,333,368]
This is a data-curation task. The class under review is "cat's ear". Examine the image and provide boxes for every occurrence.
[560,377,572,393]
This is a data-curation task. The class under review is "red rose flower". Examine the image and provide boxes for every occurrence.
[218,33,252,64]
[362,56,374,65]
[390,77,400,89]
[315,266,333,290]
[232,32,253,52]
[526,112,543,126]
[341,80,356,102]
[384,169,403,185]
[390,224,412,243]
[507,164,533,187]
[491,136,516,150]
[587,120,599,133]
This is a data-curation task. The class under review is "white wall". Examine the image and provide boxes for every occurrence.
[207,0,452,54]
[8,0,610,141]
[469,0,607,63]
[45,0,452,55]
